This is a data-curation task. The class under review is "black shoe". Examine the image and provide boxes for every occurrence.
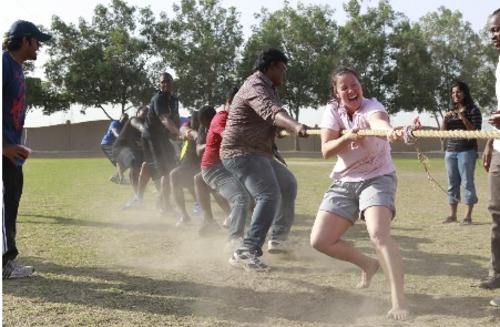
[477,276,500,289]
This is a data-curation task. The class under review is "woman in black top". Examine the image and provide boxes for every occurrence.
[440,81,482,225]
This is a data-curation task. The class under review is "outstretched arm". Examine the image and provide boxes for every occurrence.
[274,111,308,137]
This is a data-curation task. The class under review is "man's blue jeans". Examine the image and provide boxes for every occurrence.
[445,149,478,205]
[223,155,297,255]
[202,163,251,240]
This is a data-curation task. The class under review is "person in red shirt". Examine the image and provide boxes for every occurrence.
[199,88,251,252]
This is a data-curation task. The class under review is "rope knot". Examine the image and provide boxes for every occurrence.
[402,116,422,144]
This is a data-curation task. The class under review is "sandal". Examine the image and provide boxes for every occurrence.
[460,218,472,226]
[441,216,457,224]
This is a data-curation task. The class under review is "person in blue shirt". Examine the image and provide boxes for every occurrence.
[101,113,129,183]
[2,20,51,279]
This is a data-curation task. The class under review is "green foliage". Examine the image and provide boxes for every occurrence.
[242,2,339,121]
[26,77,72,114]
[153,0,244,110]
[337,0,435,115]
[388,21,437,114]
[31,0,497,125]
[417,7,496,122]
[44,0,157,118]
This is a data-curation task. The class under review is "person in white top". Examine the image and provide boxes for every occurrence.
[481,8,500,306]
[310,66,409,320]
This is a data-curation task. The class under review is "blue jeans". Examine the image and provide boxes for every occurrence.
[202,164,251,239]
[445,149,478,205]
[488,150,500,277]
[222,155,297,255]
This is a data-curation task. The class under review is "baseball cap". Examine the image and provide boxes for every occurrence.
[8,20,52,42]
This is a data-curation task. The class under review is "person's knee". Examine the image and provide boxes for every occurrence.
[170,170,181,186]
[310,233,333,253]
[232,191,251,205]
[368,230,392,249]
[194,174,206,189]
[255,190,280,204]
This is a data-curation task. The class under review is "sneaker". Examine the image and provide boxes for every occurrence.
[477,276,500,289]
[229,250,270,272]
[225,237,243,254]
[460,218,472,226]
[441,216,457,224]
[490,297,500,307]
[193,202,201,214]
[3,260,35,279]
[267,239,297,254]
[123,197,144,210]
[222,216,231,229]
[109,174,120,184]
[175,214,191,227]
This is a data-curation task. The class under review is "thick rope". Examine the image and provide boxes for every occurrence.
[279,120,483,202]
[280,129,500,139]
[412,140,459,202]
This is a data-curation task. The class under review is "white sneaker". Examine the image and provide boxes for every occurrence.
[222,216,231,229]
[267,239,297,254]
[123,196,144,210]
[229,250,270,272]
[3,260,35,279]
[491,297,500,307]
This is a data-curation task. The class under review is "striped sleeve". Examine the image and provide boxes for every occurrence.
[468,104,482,130]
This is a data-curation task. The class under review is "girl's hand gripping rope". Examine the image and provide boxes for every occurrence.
[401,116,422,145]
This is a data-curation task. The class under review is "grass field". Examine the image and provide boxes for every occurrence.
[2,157,500,326]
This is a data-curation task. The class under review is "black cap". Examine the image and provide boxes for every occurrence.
[8,20,52,42]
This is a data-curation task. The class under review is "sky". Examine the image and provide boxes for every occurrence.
[1,0,498,128]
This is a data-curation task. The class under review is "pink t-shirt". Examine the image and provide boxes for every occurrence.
[320,98,395,182]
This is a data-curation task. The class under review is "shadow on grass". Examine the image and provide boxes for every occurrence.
[5,258,495,325]
[4,259,389,325]
[19,213,175,232]
[291,215,487,280]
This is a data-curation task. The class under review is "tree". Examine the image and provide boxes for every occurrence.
[153,0,244,110]
[417,7,495,126]
[337,0,424,115]
[44,0,157,119]
[388,20,437,116]
[25,77,71,114]
[244,1,338,119]
[241,1,339,149]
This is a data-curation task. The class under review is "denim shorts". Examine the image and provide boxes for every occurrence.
[318,172,397,224]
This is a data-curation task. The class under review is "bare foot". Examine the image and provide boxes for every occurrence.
[387,307,410,320]
[356,259,380,289]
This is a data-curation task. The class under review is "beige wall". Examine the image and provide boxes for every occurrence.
[26,120,111,152]
[25,120,486,154]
